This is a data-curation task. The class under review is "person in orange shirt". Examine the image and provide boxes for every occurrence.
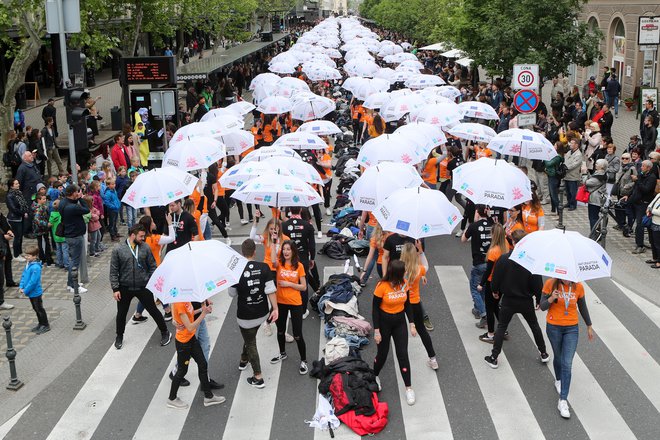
[168,300,225,409]
[360,223,389,286]
[400,242,438,370]
[366,110,385,140]
[251,119,264,149]
[522,190,545,233]
[372,260,416,405]
[504,204,524,247]
[270,240,308,375]
[350,99,364,145]
[540,278,594,419]
[184,199,204,241]
[477,224,509,343]
[314,149,333,215]
[131,215,175,324]
[422,151,439,189]
[262,115,275,146]
[474,143,493,159]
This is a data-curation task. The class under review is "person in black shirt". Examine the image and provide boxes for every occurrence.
[282,207,319,300]
[229,239,278,388]
[462,205,493,326]
[382,233,415,276]
[166,199,198,253]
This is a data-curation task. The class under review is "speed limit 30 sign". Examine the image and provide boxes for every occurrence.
[513,64,539,91]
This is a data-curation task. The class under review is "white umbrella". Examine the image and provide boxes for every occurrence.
[509,229,612,282]
[394,122,447,153]
[227,101,256,116]
[458,101,500,120]
[356,134,425,167]
[383,53,418,63]
[401,42,413,50]
[416,91,454,105]
[171,120,241,145]
[374,67,395,83]
[298,120,342,136]
[251,81,278,104]
[344,59,380,78]
[344,49,374,62]
[448,122,497,143]
[373,187,463,239]
[249,72,279,91]
[305,66,342,81]
[405,74,446,89]
[388,70,416,84]
[341,77,370,94]
[412,102,463,127]
[241,146,302,162]
[217,130,255,156]
[232,174,323,208]
[270,52,300,66]
[272,132,327,150]
[377,44,403,57]
[351,79,390,101]
[363,92,391,110]
[324,48,342,58]
[451,157,532,208]
[398,59,424,70]
[199,108,239,123]
[349,162,423,210]
[162,137,226,171]
[381,95,427,122]
[121,167,197,209]
[147,240,247,304]
[268,61,297,74]
[220,158,323,189]
[487,128,558,160]
[256,96,293,115]
[274,77,311,98]
[290,95,335,121]
[425,85,461,100]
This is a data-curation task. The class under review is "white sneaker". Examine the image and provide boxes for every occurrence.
[225,237,232,246]
[78,286,88,294]
[14,256,26,262]
[302,309,309,320]
[226,221,230,227]
[555,380,561,395]
[317,231,323,239]
[405,388,416,406]
[263,322,273,336]
[427,357,439,370]
[240,219,249,225]
[558,399,570,419]
[455,229,464,238]
[375,376,382,392]
[325,208,332,216]
[203,394,226,407]
[166,397,189,409]
[285,333,294,343]
[0,303,15,310]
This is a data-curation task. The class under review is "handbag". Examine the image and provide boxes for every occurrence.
[642,215,653,228]
[576,184,590,203]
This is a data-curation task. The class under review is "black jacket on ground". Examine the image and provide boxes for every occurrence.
[490,252,542,305]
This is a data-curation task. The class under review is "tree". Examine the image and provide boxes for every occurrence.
[454,0,602,79]
[254,0,296,33]
[200,0,258,55]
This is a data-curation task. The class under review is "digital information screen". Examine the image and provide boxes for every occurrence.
[122,57,176,84]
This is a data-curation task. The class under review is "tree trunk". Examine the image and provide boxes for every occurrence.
[129,2,144,56]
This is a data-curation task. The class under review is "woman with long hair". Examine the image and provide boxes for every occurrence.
[270,240,308,375]
[6,178,30,260]
[360,223,390,286]
[522,186,545,233]
[477,224,509,343]
[399,242,438,370]
[503,204,524,247]
[183,199,204,241]
[540,278,594,419]
[373,259,416,405]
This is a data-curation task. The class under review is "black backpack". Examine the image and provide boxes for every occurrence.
[556,162,568,180]
[3,141,21,168]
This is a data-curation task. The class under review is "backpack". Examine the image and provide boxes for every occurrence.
[3,140,21,168]
[556,163,568,180]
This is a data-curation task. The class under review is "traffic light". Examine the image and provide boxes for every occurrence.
[64,87,90,125]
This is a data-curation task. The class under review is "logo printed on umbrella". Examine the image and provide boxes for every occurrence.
[227,255,240,271]
[141,196,148,204]
[601,254,610,266]
[264,195,272,202]
[284,184,293,190]
[167,192,175,199]
[153,276,165,292]
[447,214,458,225]
[205,281,215,291]
[127,190,136,202]
[545,263,555,272]
[396,220,410,231]
[512,187,524,200]
[522,135,534,141]
[421,224,431,233]
[401,154,412,164]
[169,287,179,298]
[254,183,262,190]
[510,144,522,153]
[186,157,199,168]
[293,195,301,203]
[379,205,391,220]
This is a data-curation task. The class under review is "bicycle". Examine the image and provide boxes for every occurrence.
[589,195,623,247]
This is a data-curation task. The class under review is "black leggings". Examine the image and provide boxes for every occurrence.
[491,300,546,359]
[311,204,322,230]
[169,336,212,400]
[352,119,361,144]
[484,282,501,334]
[374,310,411,387]
[216,196,230,225]
[116,288,168,337]
[36,233,53,264]
[322,181,332,208]
[275,303,306,361]
[411,302,435,358]
[30,296,49,326]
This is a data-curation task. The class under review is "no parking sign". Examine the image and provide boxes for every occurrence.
[512,64,539,91]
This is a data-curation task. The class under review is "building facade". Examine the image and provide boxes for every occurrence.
[575,1,660,102]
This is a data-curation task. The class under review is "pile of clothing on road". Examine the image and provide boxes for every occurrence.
[310,337,389,436]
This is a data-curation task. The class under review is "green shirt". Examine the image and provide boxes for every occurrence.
[49,211,65,243]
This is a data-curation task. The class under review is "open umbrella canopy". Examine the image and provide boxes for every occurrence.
[231,174,323,208]
[256,96,293,115]
[412,102,462,127]
[241,146,302,162]
[448,122,497,143]
[487,128,557,160]
[268,61,297,74]
[272,132,328,150]
[424,85,462,100]
[394,122,447,153]
[451,157,532,208]
[349,162,422,210]
[383,52,418,63]
[219,157,323,189]
[216,130,255,156]
[199,108,239,123]
[121,167,197,209]
[351,78,391,101]
[363,92,391,110]
[380,95,427,122]
[274,77,311,98]
[290,95,335,121]
[344,59,380,78]
[509,229,612,282]
[373,187,463,239]
[298,120,342,136]
[162,137,226,171]
[147,240,247,304]
[405,74,446,89]
[458,101,500,120]
[249,72,280,91]
[171,120,242,145]
[356,133,425,167]
[227,101,256,116]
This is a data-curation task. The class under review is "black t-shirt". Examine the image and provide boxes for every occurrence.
[166,210,197,252]
[231,261,276,321]
[282,217,315,262]
[149,205,168,235]
[383,234,415,261]
[465,218,493,266]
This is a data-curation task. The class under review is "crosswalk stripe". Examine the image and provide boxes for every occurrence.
[435,266,545,440]
[581,284,660,414]
[313,266,361,440]
[131,291,232,440]
[0,404,30,440]
[612,280,660,330]
[518,314,635,439]
[45,310,156,440]
[222,315,282,438]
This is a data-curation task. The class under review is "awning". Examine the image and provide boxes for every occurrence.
[440,49,463,58]
[456,57,473,67]
[420,42,450,51]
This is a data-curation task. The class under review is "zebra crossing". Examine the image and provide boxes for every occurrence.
[2,262,660,440]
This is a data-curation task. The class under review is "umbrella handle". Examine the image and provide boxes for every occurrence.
[328,422,334,438]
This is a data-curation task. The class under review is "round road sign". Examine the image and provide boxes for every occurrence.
[513,90,539,113]
[517,70,535,88]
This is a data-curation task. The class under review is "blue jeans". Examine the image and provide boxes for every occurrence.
[608,95,619,116]
[546,323,579,400]
[55,241,69,268]
[125,205,137,228]
[65,235,84,289]
[203,219,212,240]
[197,318,211,361]
[469,263,487,317]
[565,180,578,209]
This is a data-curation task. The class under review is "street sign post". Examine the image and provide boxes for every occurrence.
[513,89,539,113]
[512,64,540,91]
[517,113,537,127]
[150,90,177,152]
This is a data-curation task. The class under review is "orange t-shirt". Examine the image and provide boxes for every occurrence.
[251,126,263,143]
[173,302,196,343]
[146,235,164,266]
[263,234,290,270]
[407,265,426,304]
[475,146,493,159]
[263,124,274,143]
[276,262,306,305]
[216,170,226,196]
[190,188,208,214]
[542,280,585,326]
[485,246,507,282]
[321,153,332,180]
[367,211,378,227]
[422,157,439,185]
[438,157,450,180]
[374,281,409,314]
[522,205,544,233]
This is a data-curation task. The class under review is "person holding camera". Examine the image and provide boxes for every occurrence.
[59,184,90,293]
[229,239,278,389]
